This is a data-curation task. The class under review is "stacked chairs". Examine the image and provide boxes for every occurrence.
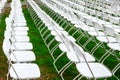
[27,0,114,80]
[37,0,120,79]
[2,0,40,79]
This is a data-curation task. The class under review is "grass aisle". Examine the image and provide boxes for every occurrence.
[23,7,61,80]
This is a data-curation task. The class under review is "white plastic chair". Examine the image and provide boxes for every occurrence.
[2,39,35,63]
[76,63,112,79]
[10,35,30,43]
[2,39,40,80]
[56,35,111,79]
[11,42,33,51]
[53,33,95,78]
[9,63,40,80]
[106,32,120,54]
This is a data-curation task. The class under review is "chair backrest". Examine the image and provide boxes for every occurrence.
[5,17,12,27]
[69,40,86,61]
[2,39,11,60]
[60,33,72,52]
[4,30,11,39]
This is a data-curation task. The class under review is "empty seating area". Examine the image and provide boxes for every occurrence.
[0,0,120,80]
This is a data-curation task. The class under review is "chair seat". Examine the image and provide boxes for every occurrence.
[44,21,51,27]
[58,27,64,30]
[13,22,27,27]
[55,34,75,43]
[110,17,119,24]
[11,36,30,42]
[74,24,81,29]
[12,31,28,36]
[113,25,120,29]
[59,43,69,52]
[85,18,94,26]
[10,51,35,62]
[81,26,95,31]
[88,31,104,36]
[55,36,63,42]
[76,63,112,78]
[10,63,40,79]
[11,42,33,51]
[71,19,80,25]
[114,28,120,33]
[61,31,68,35]
[48,26,54,31]
[88,27,96,31]
[67,36,76,42]
[81,25,90,31]
[97,36,117,43]
[51,31,57,36]
[107,43,120,51]
[67,51,95,62]
[14,20,26,23]
[51,30,68,37]
[13,27,29,31]
[104,24,120,29]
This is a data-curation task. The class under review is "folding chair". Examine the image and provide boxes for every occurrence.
[107,32,120,52]
[3,39,36,63]
[70,40,112,79]
[96,25,117,44]
[88,22,105,37]
[58,33,111,77]
[3,34,40,80]
[76,62,112,79]
[53,33,95,79]
[9,63,40,80]
[10,35,30,43]
[11,41,33,51]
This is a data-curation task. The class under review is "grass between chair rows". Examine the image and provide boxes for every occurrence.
[22,7,61,79]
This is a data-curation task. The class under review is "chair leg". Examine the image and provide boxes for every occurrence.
[7,73,9,80]
[7,63,11,80]
[60,62,73,80]
[100,49,114,63]
[73,74,81,80]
